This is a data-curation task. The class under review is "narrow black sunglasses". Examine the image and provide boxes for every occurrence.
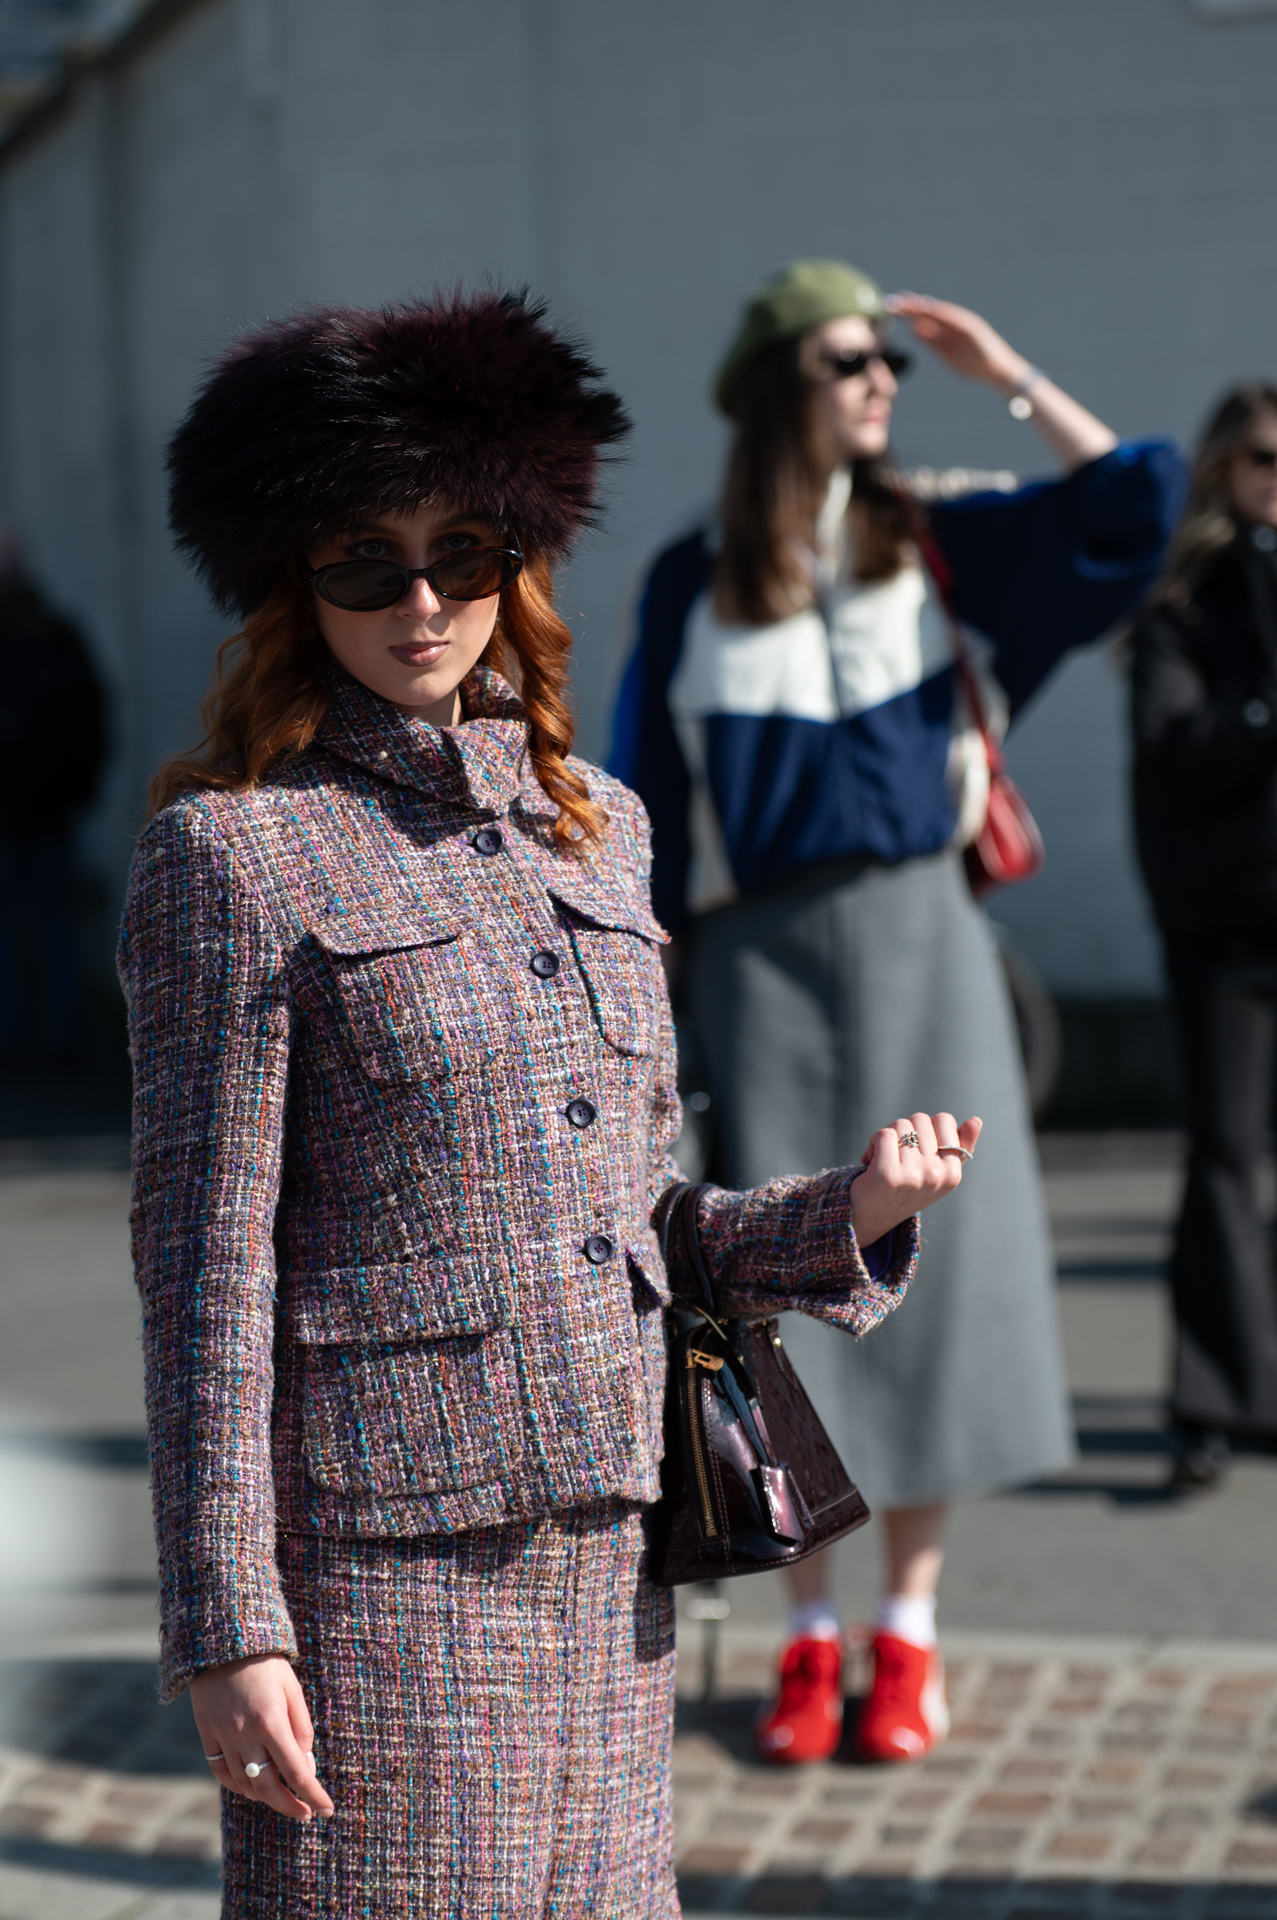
[1245,446,1277,471]
[310,545,524,612]
[819,346,913,382]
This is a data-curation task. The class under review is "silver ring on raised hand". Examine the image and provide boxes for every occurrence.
[244,1761,269,1780]
[204,1753,225,1763]
[936,1145,973,1162]
[897,1131,919,1150]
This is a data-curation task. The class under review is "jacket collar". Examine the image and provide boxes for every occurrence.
[315,664,529,816]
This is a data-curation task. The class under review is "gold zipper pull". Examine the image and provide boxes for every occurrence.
[686,1348,725,1372]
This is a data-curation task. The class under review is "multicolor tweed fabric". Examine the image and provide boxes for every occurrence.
[118,665,919,1701]
[225,1501,678,1919]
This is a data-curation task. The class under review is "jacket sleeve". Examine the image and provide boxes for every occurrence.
[1130,601,1277,803]
[929,438,1188,717]
[695,1172,920,1336]
[118,802,296,1701]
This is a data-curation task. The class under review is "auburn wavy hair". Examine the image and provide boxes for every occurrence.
[148,550,607,850]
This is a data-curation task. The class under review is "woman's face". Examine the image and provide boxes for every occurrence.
[798,314,898,470]
[1227,407,1277,530]
[308,501,505,727]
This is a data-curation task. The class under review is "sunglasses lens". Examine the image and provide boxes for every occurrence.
[432,549,522,600]
[317,561,409,610]
[825,349,910,380]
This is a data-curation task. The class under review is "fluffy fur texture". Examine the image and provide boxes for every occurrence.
[167,288,632,618]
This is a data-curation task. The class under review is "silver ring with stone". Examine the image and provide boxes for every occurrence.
[244,1761,269,1780]
[937,1145,973,1162]
[897,1130,919,1149]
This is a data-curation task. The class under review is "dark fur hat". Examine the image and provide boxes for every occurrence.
[167,287,632,619]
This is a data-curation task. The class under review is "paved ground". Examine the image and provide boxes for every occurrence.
[0,1130,1274,1917]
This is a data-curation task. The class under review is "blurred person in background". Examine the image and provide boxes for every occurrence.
[0,536,106,1067]
[611,260,1186,1764]
[1130,383,1277,1493]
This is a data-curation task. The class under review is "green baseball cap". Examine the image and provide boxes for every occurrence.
[714,259,887,416]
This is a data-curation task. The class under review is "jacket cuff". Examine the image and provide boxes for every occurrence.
[691,1165,919,1336]
[157,1565,298,1702]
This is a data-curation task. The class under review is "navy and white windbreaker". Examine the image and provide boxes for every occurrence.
[608,441,1187,933]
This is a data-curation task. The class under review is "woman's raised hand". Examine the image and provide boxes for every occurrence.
[886,293,1029,393]
[189,1654,335,1823]
[849,1110,983,1251]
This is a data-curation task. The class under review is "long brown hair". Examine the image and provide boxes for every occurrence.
[1154,380,1277,606]
[148,549,607,849]
[714,338,913,625]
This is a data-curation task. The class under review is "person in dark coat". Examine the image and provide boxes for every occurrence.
[0,547,107,1063]
[1130,381,1277,1489]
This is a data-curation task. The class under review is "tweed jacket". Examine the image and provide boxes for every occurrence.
[120,667,918,1697]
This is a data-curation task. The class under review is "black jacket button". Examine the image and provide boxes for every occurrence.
[583,1234,615,1266]
[530,949,560,979]
[473,826,504,856]
[566,1098,597,1130]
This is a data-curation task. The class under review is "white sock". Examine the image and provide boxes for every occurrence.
[789,1601,842,1642]
[876,1593,937,1648]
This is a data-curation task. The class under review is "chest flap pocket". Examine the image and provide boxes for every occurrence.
[310,904,483,1083]
[547,869,667,1059]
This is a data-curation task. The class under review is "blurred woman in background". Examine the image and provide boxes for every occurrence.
[612,260,1185,1765]
[1130,382,1277,1492]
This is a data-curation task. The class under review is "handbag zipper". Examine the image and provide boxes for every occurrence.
[685,1351,720,1537]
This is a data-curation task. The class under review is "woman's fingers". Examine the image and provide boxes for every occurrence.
[860,1124,902,1171]
[885,293,1021,388]
[898,1111,939,1157]
[958,1116,983,1155]
[190,1656,334,1822]
[222,1727,333,1820]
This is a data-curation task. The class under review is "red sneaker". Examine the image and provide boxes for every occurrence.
[755,1636,844,1764]
[854,1633,949,1762]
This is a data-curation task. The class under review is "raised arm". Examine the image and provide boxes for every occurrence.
[889,293,1118,473]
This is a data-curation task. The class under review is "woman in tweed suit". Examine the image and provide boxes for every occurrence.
[120,289,978,1918]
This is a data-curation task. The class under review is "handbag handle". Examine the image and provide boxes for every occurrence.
[656,1180,719,1316]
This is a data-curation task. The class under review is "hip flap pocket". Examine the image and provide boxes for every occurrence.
[310,905,483,1083]
[300,1327,520,1497]
[287,1259,520,1497]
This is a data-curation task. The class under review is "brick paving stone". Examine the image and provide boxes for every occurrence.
[1048,1833,1116,1861]
[670,1631,1277,1911]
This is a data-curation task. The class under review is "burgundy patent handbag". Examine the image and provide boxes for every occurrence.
[646,1183,871,1587]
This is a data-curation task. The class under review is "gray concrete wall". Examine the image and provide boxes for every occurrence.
[0,0,1273,992]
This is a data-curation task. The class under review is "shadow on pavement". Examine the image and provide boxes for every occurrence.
[679,1871,1277,1914]
[0,1658,220,1890]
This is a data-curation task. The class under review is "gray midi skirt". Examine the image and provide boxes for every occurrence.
[687,849,1073,1510]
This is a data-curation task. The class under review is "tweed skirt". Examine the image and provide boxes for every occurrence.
[223,1501,679,1919]
[687,848,1073,1509]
